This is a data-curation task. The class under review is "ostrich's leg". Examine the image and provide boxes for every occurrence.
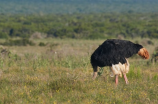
[93,72,97,79]
[115,75,119,86]
[123,74,129,84]
[123,59,129,84]
[92,65,98,79]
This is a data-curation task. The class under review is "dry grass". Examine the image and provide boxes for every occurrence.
[0,38,158,104]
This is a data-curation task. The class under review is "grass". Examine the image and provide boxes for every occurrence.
[0,38,158,104]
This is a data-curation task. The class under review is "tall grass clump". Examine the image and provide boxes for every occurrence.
[127,64,142,80]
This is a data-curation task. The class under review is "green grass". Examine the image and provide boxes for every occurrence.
[0,38,158,103]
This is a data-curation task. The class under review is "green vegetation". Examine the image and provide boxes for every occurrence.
[0,38,157,103]
[0,1,158,103]
[0,13,158,39]
[0,38,35,46]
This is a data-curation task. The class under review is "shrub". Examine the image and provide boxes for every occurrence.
[1,38,35,46]
[0,32,9,39]
[39,42,46,46]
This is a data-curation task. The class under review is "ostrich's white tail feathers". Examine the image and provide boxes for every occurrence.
[111,63,122,77]
[110,59,130,77]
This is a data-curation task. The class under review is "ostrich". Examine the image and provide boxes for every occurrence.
[91,39,149,86]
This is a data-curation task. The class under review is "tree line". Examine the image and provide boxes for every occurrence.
[0,13,158,39]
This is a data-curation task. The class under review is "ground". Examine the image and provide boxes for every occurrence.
[0,38,158,104]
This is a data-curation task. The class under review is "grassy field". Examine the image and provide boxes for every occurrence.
[0,38,158,104]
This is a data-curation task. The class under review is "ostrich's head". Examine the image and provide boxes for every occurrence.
[138,48,149,59]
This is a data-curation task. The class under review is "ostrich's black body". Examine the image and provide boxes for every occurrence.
[91,39,143,70]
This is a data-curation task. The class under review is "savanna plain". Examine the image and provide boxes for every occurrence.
[0,38,158,104]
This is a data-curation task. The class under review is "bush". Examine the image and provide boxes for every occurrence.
[39,42,46,46]
[1,38,35,46]
[0,32,9,39]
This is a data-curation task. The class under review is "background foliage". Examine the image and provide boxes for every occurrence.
[0,13,158,39]
[0,0,158,39]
